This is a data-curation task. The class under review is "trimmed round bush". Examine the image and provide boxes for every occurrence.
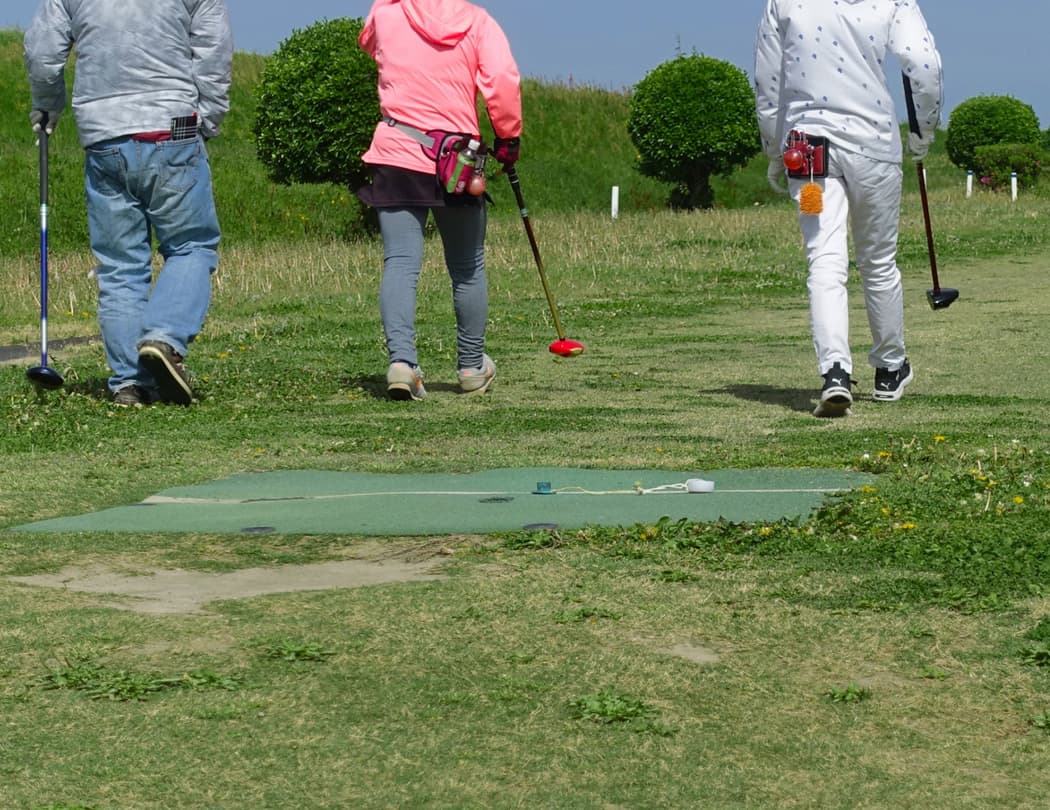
[945,95,1041,172]
[628,54,760,210]
[973,143,1044,190]
[253,18,379,190]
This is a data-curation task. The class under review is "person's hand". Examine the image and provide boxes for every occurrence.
[908,130,933,162]
[767,159,789,194]
[492,136,520,166]
[29,110,59,136]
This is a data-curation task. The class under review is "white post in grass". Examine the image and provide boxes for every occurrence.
[611,185,620,220]
[1011,171,1018,201]
[966,170,973,198]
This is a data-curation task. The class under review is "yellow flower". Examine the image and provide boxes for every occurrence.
[1013,496,1025,504]
[934,435,946,443]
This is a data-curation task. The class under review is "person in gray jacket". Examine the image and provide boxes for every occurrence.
[24,0,233,406]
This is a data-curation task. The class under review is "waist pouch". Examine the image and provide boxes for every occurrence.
[384,117,483,193]
[430,132,477,193]
[785,130,829,179]
[132,114,199,143]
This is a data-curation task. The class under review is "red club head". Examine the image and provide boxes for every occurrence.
[783,148,806,172]
[549,339,584,357]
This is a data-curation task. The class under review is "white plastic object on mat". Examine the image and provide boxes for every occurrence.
[686,478,715,493]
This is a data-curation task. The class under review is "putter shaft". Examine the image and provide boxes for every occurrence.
[506,166,569,341]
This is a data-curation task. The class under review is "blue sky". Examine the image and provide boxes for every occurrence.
[5,1,1048,126]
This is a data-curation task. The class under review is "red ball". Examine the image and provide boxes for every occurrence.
[467,173,486,196]
[783,148,806,171]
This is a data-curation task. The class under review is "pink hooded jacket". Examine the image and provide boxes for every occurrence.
[360,0,522,175]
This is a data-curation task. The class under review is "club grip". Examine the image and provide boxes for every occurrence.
[902,73,921,136]
[39,127,48,206]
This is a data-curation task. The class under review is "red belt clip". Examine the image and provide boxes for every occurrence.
[131,131,172,143]
[783,130,827,178]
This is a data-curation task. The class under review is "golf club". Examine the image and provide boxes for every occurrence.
[505,165,584,357]
[903,74,959,310]
[915,160,958,309]
[26,120,64,390]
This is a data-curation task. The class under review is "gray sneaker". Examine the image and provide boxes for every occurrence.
[139,340,193,406]
[457,353,496,395]
[387,362,426,401]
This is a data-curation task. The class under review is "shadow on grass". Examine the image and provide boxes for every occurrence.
[711,384,815,413]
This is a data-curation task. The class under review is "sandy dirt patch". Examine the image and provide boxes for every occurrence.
[9,557,445,615]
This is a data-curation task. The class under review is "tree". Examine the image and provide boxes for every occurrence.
[628,54,760,210]
[945,95,1041,172]
[252,18,378,193]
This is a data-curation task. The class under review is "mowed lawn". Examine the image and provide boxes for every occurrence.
[1,179,1050,808]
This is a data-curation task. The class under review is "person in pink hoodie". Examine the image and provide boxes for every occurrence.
[358,0,522,401]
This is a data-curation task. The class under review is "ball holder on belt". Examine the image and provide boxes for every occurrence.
[783,130,827,216]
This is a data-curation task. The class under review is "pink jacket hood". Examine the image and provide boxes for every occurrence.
[402,0,475,46]
[360,0,477,49]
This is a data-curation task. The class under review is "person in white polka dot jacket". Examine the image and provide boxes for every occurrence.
[754,0,943,417]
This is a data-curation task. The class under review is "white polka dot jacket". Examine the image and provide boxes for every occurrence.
[754,0,943,162]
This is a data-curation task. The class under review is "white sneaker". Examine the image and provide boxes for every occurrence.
[387,362,426,401]
[456,353,496,395]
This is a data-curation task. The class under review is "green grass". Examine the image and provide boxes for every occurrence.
[4,25,1050,810]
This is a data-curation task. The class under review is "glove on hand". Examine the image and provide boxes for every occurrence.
[908,130,933,162]
[30,110,59,136]
[767,159,789,195]
[492,136,520,166]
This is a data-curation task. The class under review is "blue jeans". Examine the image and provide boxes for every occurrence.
[85,136,220,393]
[377,204,488,370]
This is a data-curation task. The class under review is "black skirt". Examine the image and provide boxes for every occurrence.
[356,164,483,208]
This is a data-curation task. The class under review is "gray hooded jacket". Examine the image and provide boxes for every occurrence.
[24,0,232,147]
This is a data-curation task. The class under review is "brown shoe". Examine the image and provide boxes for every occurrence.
[139,340,192,405]
[111,384,151,407]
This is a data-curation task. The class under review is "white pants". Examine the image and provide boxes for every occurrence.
[791,150,906,376]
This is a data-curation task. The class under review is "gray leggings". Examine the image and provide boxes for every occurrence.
[377,205,488,370]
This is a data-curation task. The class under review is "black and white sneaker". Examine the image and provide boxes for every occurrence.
[873,359,913,402]
[813,362,853,418]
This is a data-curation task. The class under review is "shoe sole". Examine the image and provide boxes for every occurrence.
[813,388,852,418]
[387,383,425,402]
[139,346,193,406]
[459,372,496,395]
[872,368,914,402]
[813,398,851,418]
